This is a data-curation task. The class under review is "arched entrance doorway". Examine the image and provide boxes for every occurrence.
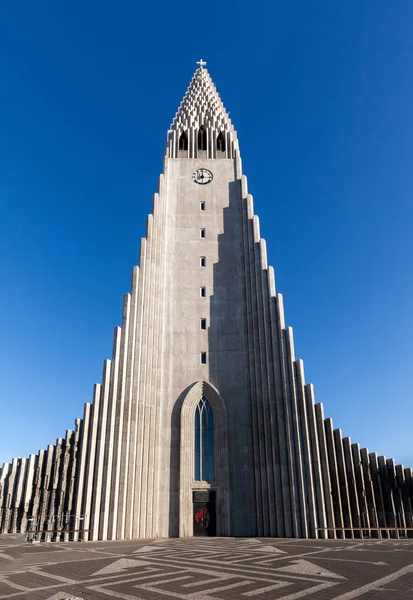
[179,381,230,537]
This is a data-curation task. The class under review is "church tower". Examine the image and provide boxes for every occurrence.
[1,62,412,541]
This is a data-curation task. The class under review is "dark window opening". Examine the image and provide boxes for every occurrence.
[201,318,206,329]
[198,126,207,151]
[200,287,206,297]
[200,229,206,238]
[200,201,206,211]
[200,256,206,267]
[200,352,207,364]
[217,131,226,152]
[179,131,188,151]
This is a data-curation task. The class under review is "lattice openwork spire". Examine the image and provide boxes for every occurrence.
[167,65,239,159]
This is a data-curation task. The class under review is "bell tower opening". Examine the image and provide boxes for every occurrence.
[179,130,188,150]
[198,125,207,150]
[217,131,226,154]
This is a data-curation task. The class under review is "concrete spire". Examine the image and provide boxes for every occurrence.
[167,63,238,159]
[170,66,235,134]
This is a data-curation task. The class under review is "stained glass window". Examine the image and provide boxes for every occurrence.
[194,398,215,481]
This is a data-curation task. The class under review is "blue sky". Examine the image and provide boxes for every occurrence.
[1,1,412,468]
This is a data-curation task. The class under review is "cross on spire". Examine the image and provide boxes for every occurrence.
[196,59,207,69]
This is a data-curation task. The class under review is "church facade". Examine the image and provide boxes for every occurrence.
[1,64,412,541]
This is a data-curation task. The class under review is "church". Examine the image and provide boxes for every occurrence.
[0,62,412,541]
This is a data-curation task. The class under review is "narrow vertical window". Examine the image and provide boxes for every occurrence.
[200,201,205,211]
[198,125,207,150]
[200,229,206,238]
[200,318,206,330]
[200,256,206,267]
[194,398,215,481]
[200,352,207,364]
[195,408,201,480]
[200,287,206,297]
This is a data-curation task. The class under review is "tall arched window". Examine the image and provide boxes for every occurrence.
[217,131,226,152]
[194,398,215,481]
[198,125,207,150]
[179,131,188,151]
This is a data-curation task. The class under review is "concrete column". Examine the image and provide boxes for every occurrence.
[147,187,167,539]
[53,435,70,540]
[253,238,274,537]
[403,468,413,536]
[190,127,196,159]
[351,444,370,530]
[398,466,412,530]
[2,458,19,533]
[247,214,266,536]
[6,459,19,534]
[81,384,101,541]
[333,429,352,535]
[121,265,140,539]
[108,293,132,539]
[406,468,413,505]
[253,235,274,537]
[342,437,360,532]
[45,442,62,541]
[129,248,148,539]
[378,456,396,535]
[324,419,343,537]
[140,212,164,539]
[72,403,91,541]
[10,458,27,533]
[294,360,317,538]
[143,191,166,539]
[262,242,280,537]
[305,386,329,539]
[369,453,387,533]
[267,271,287,538]
[386,458,406,528]
[21,454,36,534]
[99,327,121,540]
[57,431,73,541]
[360,449,378,535]
[38,446,54,540]
[284,329,307,538]
[241,202,262,535]
[276,295,298,538]
[30,450,45,537]
[315,403,335,538]
[64,422,81,541]
[90,360,112,540]
[146,197,162,539]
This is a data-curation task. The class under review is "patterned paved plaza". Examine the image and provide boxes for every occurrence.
[0,535,413,600]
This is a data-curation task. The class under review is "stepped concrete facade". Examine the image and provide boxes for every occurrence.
[1,63,412,541]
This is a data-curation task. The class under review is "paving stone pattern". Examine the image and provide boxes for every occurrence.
[0,537,413,600]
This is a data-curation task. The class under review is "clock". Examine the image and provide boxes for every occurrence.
[193,168,213,185]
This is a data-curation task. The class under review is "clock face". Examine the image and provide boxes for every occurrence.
[193,168,213,185]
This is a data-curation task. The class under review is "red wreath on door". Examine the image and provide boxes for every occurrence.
[195,507,209,528]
